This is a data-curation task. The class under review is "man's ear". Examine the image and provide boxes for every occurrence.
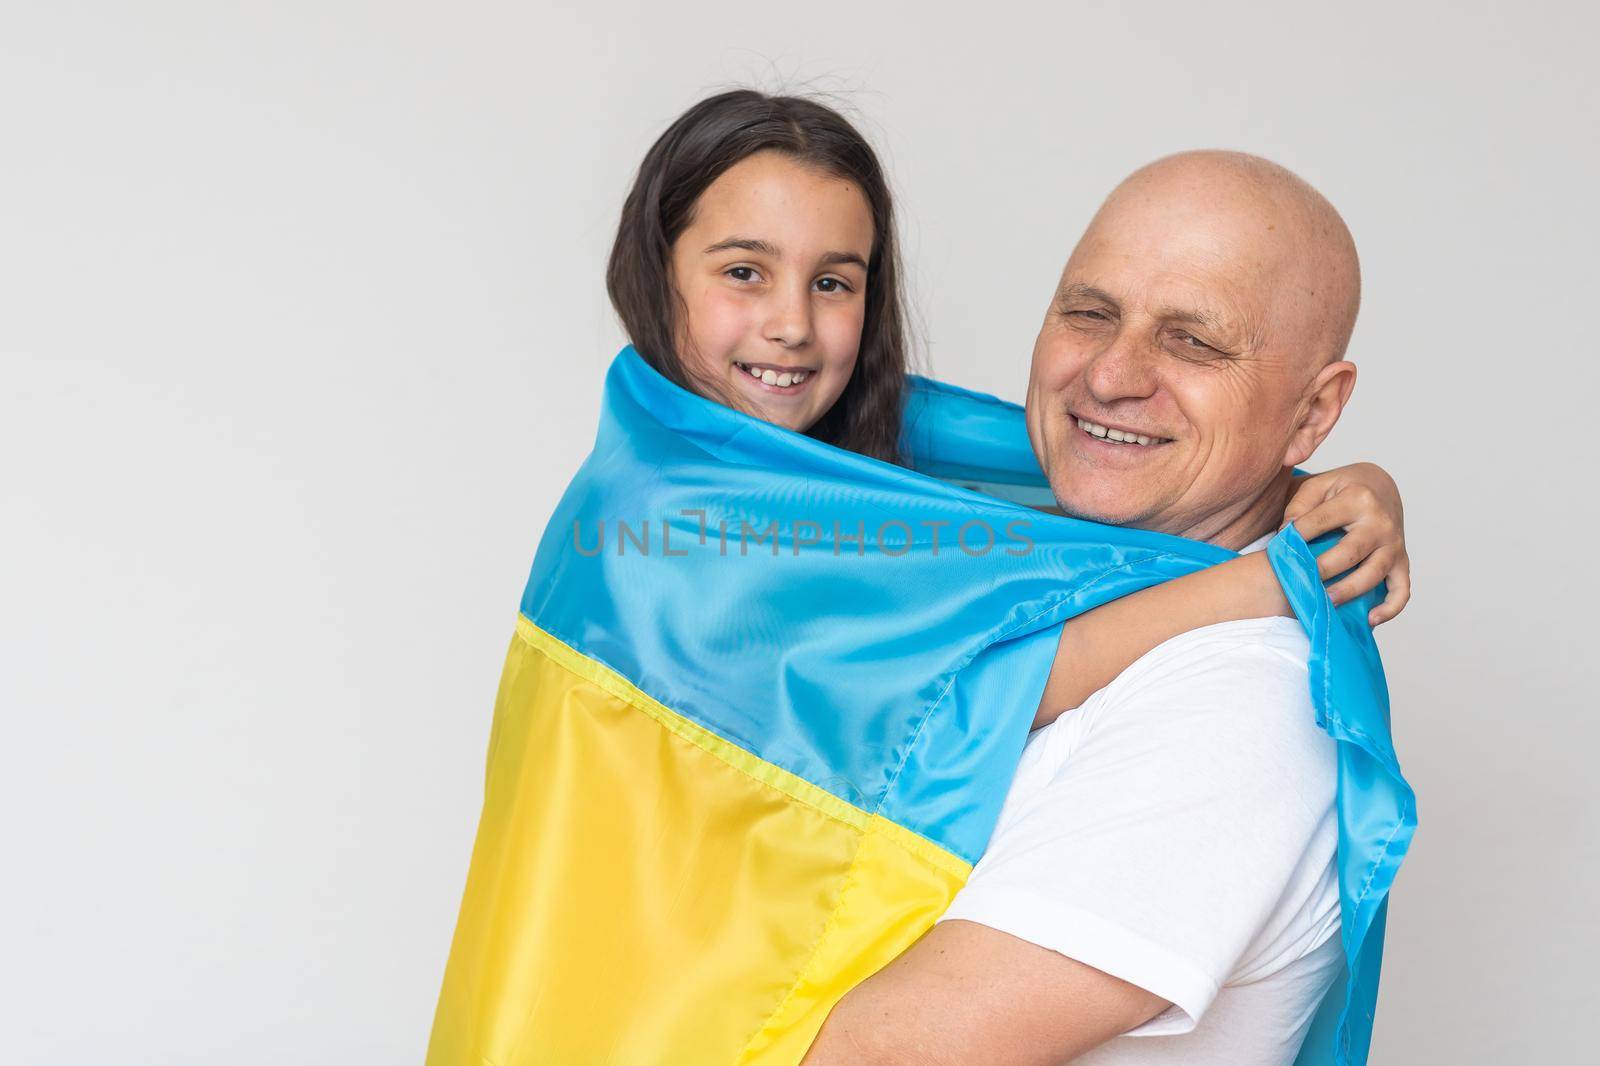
[1284,360,1357,468]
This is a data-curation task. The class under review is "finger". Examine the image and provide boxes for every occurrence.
[1298,481,1391,533]
[1325,555,1391,606]
[1369,557,1412,626]
[1290,495,1361,540]
[1317,534,1384,582]
[1282,483,1328,525]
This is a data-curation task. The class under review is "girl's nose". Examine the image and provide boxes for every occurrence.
[762,285,813,348]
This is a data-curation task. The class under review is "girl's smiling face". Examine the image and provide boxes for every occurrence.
[668,150,874,433]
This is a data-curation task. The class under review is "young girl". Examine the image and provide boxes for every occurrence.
[604,88,1409,723]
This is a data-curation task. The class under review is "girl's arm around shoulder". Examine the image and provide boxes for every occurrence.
[1032,461,1410,728]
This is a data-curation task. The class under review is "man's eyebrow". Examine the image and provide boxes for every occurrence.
[1056,283,1120,308]
[1156,303,1231,334]
[1060,283,1240,343]
[702,237,868,271]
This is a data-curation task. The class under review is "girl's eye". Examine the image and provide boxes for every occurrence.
[726,266,759,283]
[815,276,852,294]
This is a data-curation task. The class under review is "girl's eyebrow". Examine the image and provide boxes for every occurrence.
[703,236,867,271]
[820,250,868,270]
[703,236,781,257]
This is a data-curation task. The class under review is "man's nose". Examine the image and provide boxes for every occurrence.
[1084,329,1160,403]
[763,283,814,348]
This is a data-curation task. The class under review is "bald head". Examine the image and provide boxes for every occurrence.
[1084,150,1361,371]
[1025,150,1365,547]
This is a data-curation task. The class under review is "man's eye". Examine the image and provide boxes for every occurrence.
[1178,332,1214,351]
[1067,309,1109,322]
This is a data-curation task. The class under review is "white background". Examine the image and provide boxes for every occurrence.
[3,2,1595,1062]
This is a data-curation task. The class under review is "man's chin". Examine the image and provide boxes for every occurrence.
[1046,486,1160,530]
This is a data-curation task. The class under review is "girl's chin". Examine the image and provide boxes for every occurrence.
[751,406,814,432]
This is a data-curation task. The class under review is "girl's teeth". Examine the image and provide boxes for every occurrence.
[738,363,810,387]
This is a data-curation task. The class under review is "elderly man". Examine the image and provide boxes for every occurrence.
[805,150,1364,1064]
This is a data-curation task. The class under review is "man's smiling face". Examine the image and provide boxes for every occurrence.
[1025,154,1360,546]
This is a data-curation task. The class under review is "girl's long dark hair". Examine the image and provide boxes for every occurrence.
[606,89,909,465]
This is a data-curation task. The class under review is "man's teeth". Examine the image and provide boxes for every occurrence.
[1076,417,1162,446]
[740,363,809,387]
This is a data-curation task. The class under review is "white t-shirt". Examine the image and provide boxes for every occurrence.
[939,546,1343,1065]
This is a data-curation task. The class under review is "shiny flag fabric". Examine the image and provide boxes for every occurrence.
[427,346,1415,1065]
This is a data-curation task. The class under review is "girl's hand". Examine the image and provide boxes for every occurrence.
[1282,462,1410,626]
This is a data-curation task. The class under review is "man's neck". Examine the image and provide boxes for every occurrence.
[1178,468,1298,551]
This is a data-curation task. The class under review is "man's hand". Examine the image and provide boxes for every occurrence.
[801,920,1169,1066]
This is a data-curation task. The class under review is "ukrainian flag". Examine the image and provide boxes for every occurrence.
[427,348,1413,1065]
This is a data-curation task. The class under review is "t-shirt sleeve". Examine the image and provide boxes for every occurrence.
[938,619,1337,1034]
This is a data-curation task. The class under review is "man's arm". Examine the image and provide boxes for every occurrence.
[801,919,1167,1066]
[805,617,1336,1065]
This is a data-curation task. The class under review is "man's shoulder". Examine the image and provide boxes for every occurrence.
[1131,614,1309,670]
[1071,615,1328,773]
[1097,615,1311,707]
